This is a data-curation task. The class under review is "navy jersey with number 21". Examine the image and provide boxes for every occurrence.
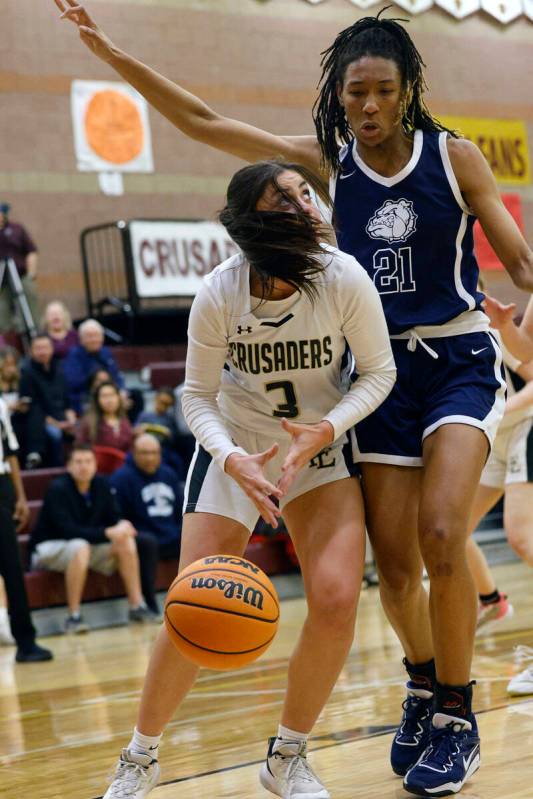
[332,130,485,335]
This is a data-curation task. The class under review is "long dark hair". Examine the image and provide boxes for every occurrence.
[313,9,457,172]
[218,160,331,303]
[84,380,125,442]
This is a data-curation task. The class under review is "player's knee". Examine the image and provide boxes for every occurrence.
[307,582,357,630]
[506,527,529,559]
[378,566,421,598]
[419,519,463,558]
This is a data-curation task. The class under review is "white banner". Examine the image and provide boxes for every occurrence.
[71,80,154,173]
[129,220,239,298]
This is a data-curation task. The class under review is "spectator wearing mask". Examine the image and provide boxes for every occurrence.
[20,333,76,469]
[111,434,183,614]
[42,301,79,360]
[0,395,53,661]
[76,381,133,454]
[136,388,185,478]
[0,203,39,333]
[63,319,125,414]
[29,444,158,633]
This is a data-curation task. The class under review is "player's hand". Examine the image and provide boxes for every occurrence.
[54,1,117,63]
[224,445,283,528]
[482,294,517,330]
[277,418,334,496]
[13,499,30,533]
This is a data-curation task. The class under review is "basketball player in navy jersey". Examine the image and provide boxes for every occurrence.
[55,3,533,795]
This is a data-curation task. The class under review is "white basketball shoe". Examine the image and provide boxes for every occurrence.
[507,646,533,696]
[259,737,330,799]
[103,749,160,799]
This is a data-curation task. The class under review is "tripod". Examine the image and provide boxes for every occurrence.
[0,257,37,341]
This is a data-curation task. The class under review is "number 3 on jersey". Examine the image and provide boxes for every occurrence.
[373,247,416,295]
[265,381,299,419]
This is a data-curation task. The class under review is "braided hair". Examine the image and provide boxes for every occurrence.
[313,8,457,172]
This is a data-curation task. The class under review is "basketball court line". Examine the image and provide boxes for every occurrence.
[88,697,533,799]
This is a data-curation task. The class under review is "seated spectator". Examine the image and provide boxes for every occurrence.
[63,319,125,413]
[19,333,76,469]
[76,381,133,455]
[136,387,185,478]
[173,382,196,467]
[111,434,183,613]
[42,301,79,359]
[29,444,159,633]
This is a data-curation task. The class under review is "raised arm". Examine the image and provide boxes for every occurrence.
[448,137,533,292]
[53,1,321,171]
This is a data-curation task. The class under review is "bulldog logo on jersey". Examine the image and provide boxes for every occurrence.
[366,199,417,243]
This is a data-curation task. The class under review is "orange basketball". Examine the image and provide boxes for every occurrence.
[164,555,280,670]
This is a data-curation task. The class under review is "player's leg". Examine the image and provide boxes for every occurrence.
[362,462,435,776]
[504,482,533,567]
[404,423,487,797]
[104,512,251,799]
[259,476,365,799]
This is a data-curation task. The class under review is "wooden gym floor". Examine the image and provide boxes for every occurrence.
[1,560,532,799]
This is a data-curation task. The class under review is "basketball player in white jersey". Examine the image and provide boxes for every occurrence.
[100,161,395,799]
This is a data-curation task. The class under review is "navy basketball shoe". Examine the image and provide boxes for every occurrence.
[390,681,433,776]
[403,713,480,796]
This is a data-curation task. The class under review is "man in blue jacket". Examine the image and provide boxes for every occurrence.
[110,434,183,613]
[63,319,125,414]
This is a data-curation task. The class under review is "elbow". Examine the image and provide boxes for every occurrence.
[509,255,533,292]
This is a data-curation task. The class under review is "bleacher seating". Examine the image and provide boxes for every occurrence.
[141,361,186,389]
[19,467,294,611]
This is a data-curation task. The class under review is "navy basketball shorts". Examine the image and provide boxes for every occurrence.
[351,331,506,467]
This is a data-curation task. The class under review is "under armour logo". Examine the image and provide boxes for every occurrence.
[237,325,253,335]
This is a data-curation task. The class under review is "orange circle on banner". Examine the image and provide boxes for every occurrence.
[84,89,144,164]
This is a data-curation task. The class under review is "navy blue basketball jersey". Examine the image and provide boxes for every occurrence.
[331,130,485,335]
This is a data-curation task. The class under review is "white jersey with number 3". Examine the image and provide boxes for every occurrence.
[182,245,396,468]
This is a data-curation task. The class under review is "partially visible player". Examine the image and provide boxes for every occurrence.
[465,338,533,630]
[483,294,533,364]
[100,160,396,799]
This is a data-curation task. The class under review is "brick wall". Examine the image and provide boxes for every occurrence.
[2,0,532,317]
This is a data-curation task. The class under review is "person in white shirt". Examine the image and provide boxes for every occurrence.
[102,161,396,799]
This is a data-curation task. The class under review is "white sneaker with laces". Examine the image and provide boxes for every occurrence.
[507,645,533,696]
[103,749,160,799]
[259,737,330,799]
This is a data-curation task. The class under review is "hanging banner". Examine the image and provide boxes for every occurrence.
[474,194,523,271]
[71,80,154,173]
[439,116,530,186]
[129,220,239,298]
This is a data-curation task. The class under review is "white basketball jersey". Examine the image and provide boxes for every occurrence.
[183,246,395,467]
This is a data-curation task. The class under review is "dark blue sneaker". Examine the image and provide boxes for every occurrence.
[390,682,433,776]
[403,713,480,796]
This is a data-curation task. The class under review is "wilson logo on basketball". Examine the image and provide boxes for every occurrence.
[203,556,260,574]
[191,577,264,610]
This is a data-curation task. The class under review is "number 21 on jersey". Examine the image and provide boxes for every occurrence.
[373,246,416,295]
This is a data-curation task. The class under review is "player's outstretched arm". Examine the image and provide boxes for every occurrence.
[53,0,321,170]
[449,138,533,292]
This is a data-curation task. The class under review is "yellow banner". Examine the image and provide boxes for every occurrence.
[440,116,530,186]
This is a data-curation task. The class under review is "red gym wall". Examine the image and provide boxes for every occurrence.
[2,0,532,318]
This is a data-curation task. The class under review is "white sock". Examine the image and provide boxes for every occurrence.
[128,727,162,758]
[0,607,8,624]
[277,724,308,744]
